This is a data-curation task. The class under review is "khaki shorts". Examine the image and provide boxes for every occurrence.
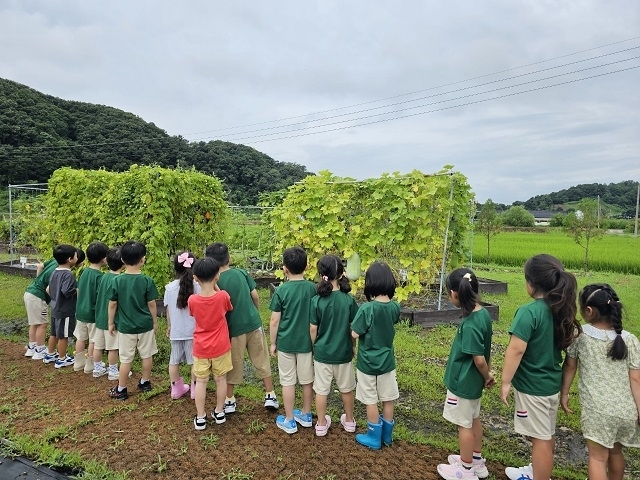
[278,351,314,387]
[227,328,272,385]
[355,369,399,405]
[313,361,356,395]
[442,390,481,429]
[193,351,233,379]
[93,327,119,351]
[24,292,48,326]
[74,321,97,342]
[118,330,158,364]
[513,389,559,440]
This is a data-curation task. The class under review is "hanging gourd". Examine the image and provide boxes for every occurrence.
[345,252,362,281]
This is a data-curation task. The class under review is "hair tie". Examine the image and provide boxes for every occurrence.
[607,299,611,305]
[463,272,472,281]
[617,332,622,337]
[177,252,194,268]
[322,275,329,281]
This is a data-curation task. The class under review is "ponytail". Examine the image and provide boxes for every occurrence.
[174,251,195,309]
[525,254,580,350]
[445,268,480,317]
[316,254,351,297]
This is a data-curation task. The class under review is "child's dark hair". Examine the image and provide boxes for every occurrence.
[174,251,195,309]
[53,244,77,264]
[205,242,230,265]
[283,246,307,275]
[363,261,396,301]
[106,248,124,272]
[524,254,580,350]
[446,267,480,317]
[316,254,351,297]
[192,257,219,282]
[580,283,627,360]
[76,248,85,266]
[86,241,109,264]
[120,241,146,266]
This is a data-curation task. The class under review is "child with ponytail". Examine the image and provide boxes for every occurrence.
[561,284,640,480]
[310,254,359,436]
[437,268,494,480]
[164,251,199,400]
[501,254,581,480]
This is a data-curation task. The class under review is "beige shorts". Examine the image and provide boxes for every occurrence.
[442,390,481,429]
[227,328,272,385]
[355,369,399,405]
[93,328,119,351]
[313,361,356,395]
[513,389,559,440]
[193,351,233,379]
[24,292,48,326]
[74,321,97,342]
[118,330,158,364]
[278,351,314,387]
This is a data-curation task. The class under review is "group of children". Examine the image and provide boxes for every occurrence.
[436,254,640,480]
[23,243,639,479]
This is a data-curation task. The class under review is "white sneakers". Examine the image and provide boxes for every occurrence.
[505,463,534,480]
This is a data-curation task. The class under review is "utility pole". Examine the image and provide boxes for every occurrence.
[635,181,639,237]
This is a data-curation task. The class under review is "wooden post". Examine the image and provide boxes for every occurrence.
[634,182,639,237]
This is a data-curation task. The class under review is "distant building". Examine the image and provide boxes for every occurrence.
[528,210,560,226]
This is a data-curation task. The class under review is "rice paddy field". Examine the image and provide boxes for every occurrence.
[471,229,640,274]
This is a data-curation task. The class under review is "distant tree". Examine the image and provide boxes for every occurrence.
[549,213,565,227]
[502,206,535,227]
[475,199,502,262]
[563,198,603,272]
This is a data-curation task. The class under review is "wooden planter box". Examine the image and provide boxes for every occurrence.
[0,261,39,278]
[268,282,499,328]
[477,277,508,294]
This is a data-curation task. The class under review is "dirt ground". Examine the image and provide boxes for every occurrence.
[0,339,520,480]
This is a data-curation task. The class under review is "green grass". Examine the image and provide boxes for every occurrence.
[472,229,640,274]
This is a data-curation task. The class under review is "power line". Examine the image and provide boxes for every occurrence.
[184,35,640,136]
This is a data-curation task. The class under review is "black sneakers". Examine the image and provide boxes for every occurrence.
[109,386,128,400]
[138,380,152,392]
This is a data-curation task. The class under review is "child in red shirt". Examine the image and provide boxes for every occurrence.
[188,257,233,430]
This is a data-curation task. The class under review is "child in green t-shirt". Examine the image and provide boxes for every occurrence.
[270,246,317,434]
[437,268,494,480]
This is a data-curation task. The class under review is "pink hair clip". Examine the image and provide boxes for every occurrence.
[177,252,194,268]
[322,275,329,281]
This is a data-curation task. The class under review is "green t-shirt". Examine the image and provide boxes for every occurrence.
[218,268,261,337]
[310,290,359,364]
[25,258,57,303]
[443,308,493,399]
[76,267,104,323]
[269,279,317,354]
[95,272,119,330]
[509,298,563,396]
[109,273,159,334]
[351,300,400,376]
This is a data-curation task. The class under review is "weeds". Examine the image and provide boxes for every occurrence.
[246,419,267,434]
[199,433,219,450]
[219,467,254,479]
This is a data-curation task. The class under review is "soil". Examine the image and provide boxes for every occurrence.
[0,338,590,480]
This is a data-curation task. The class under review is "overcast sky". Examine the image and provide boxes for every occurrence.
[1,1,639,204]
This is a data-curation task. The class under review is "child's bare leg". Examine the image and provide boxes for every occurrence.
[471,417,483,453]
[214,375,227,414]
[315,393,328,425]
[458,426,475,463]
[531,437,554,480]
[227,383,236,399]
[35,324,47,347]
[58,338,68,357]
[283,385,295,420]
[262,375,274,393]
[87,341,95,359]
[195,377,208,418]
[341,390,355,422]
[28,325,37,344]
[141,357,152,382]
[607,442,625,480]
[107,350,118,365]
[302,382,313,414]
[366,403,379,424]
[75,339,85,355]
[47,335,57,353]
[169,363,180,383]
[118,362,132,389]
[92,347,103,364]
[381,400,394,422]
[586,440,613,480]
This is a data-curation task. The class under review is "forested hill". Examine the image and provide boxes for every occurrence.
[518,181,639,217]
[0,78,311,205]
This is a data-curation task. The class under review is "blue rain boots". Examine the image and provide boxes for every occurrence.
[355,419,382,450]
[380,415,394,446]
